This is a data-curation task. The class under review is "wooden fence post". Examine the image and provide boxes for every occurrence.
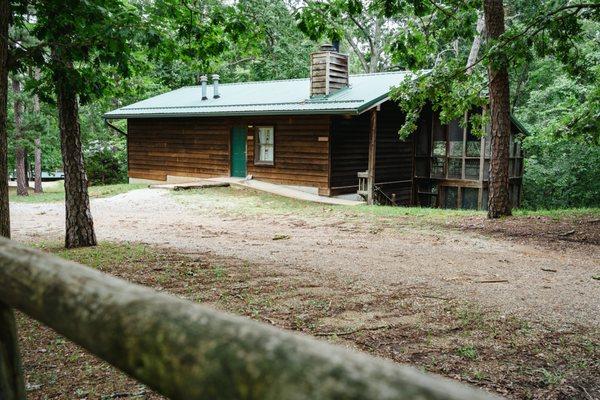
[367,107,378,205]
[0,302,26,400]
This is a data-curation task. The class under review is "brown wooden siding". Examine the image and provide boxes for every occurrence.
[127,115,330,192]
[330,102,413,203]
[375,102,414,204]
[246,115,330,193]
[128,118,230,181]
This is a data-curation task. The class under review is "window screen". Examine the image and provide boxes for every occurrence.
[448,120,463,156]
[444,187,458,209]
[256,126,274,164]
[462,188,479,209]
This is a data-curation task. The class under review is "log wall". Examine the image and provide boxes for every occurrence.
[127,118,230,181]
[127,115,330,192]
[246,115,331,194]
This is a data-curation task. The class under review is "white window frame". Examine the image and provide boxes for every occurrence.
[254,126,275,165]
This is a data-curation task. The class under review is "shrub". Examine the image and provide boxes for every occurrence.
[85,141,127,185]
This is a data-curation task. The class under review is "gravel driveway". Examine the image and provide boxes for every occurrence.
[11,187,600,329]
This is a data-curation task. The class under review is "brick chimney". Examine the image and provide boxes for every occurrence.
[310,44,349,98]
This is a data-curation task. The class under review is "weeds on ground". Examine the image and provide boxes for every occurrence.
[18,241,600,400]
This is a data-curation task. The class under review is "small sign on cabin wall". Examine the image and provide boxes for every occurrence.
[318,136,329,142]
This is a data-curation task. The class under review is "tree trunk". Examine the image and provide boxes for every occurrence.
[12,77,27,196]
[369,18,382,73]
[0,0,10,239]
[33,69,42,193]
[0,4,24,400]
[484,0,511,218]
[55,64,96,248]
[466,14,485,74]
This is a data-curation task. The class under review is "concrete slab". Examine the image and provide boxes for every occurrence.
[207,177,364,206]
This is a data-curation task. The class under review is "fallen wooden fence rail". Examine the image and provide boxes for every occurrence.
[0,238,501,400]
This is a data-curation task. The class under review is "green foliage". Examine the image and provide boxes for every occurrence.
[521,137,600,209]
[456,345,478,360]
[512,22,600,145]
[376,0,600,144]
[219,0,314,81]
[296,0,402,73]
[85,141,127,185]
[30,0,142,105]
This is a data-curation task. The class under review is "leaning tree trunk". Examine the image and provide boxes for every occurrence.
[33,69,42,193]
[484,0,511,218]
[55,68,96,248]
[0,0,10,239]
[12,77,27,196]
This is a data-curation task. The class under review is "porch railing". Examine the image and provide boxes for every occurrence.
[0,238,500,400]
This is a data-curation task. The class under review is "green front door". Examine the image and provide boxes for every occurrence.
[230,127,247,177]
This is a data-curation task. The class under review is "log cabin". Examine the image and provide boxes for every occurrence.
[105,44,525,210]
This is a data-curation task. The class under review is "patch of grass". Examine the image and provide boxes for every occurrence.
[513,207,600,220]
[353,204,483,220]
[455,306,486,329]
[172,186,328,216]
[10,182,147,203]
[456,345,478,360]
[172,186,484,223]
[173,186,598,227]
[212,265,227,280]
[35,241,150,269]
[536,368,564,386]
[470,369,487,381]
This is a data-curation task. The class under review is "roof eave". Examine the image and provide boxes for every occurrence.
[356,94,390,114]
[103,108,362,119]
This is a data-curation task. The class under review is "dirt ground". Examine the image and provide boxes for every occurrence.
[12,187,600,328]
[8,186,600,399]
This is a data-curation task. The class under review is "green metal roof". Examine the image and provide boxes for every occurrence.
[104,71,416,119]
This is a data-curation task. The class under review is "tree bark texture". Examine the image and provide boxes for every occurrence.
[0,0,10,238]
[467,14,486,74]
[12,78,26,196]
[33,68,42,193]
[0,302,26,400]
[0,238,500,400]
[484,0,512,218]
[55,66,96,248]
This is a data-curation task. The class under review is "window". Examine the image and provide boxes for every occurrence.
[255,126,274,165]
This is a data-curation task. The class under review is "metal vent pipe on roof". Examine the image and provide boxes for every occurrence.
[212,74,220,99]
[200,75,208,100]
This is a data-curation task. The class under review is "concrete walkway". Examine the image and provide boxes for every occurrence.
[207,177,365,206]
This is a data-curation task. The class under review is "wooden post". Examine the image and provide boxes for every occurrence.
[367,107,378,205]
[0,302,26,400]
